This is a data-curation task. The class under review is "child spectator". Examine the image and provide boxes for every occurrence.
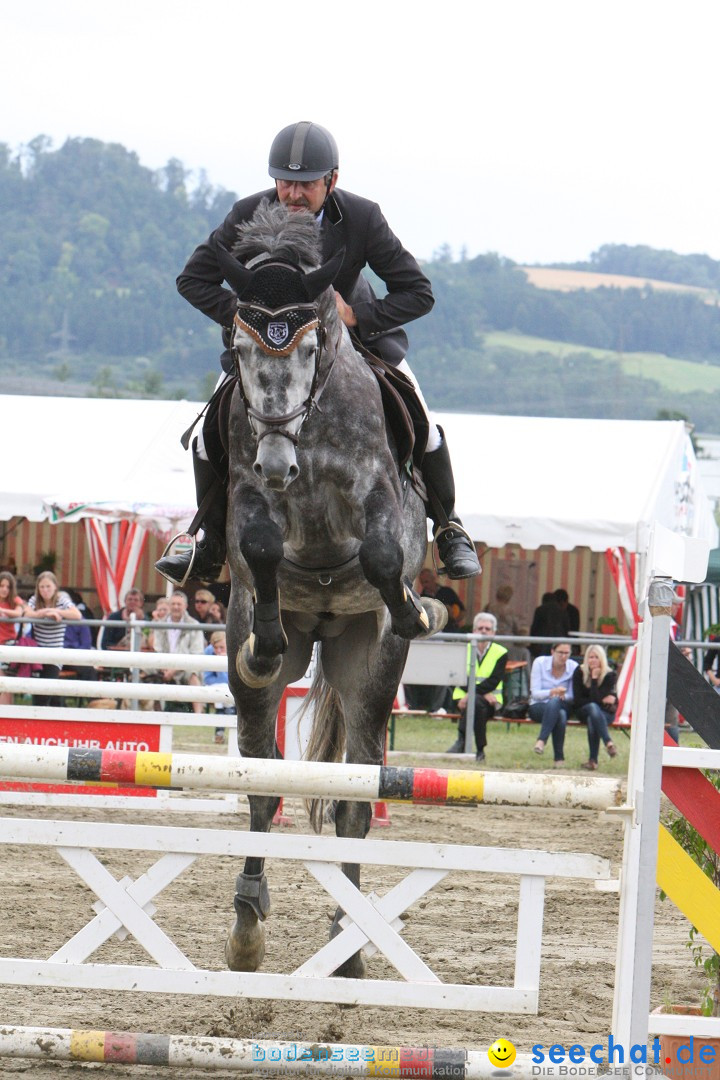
[203,631,235,743]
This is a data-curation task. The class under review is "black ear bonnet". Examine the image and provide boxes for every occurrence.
[215,241,344,356]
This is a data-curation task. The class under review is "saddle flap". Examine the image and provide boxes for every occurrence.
[351,336,429,471]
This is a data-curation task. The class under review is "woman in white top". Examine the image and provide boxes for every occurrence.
[24,571,81,705]
[529,642,578,767]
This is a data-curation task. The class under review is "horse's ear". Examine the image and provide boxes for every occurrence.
[215,241,254,296]
[303,247,346,301]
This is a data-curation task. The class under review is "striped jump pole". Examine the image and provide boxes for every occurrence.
[0,1026,571,1077]
[0,744,623,810]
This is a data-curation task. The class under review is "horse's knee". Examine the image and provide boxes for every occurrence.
[240,520,284,570]
[358,534,403,590]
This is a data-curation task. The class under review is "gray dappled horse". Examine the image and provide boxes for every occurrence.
[217,202,446,978]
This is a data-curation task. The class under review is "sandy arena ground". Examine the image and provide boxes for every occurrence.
[0,788,702,1077]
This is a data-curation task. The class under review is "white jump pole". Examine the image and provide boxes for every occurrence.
[0,645,227,673]
[0,675,231,705]
[0,644,231,703]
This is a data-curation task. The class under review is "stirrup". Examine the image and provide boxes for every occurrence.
[432,520,476,576]
[156,532,197,589]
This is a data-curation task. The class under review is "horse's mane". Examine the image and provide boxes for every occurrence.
[232,199,342,332]
[232,200,322,270]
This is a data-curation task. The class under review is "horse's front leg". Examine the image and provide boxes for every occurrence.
[225,789,276,971]
[359,486,446,639]
[235,508,287,689]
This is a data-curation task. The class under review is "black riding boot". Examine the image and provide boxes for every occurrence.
[155,447,227,587]
[422,430,481,580]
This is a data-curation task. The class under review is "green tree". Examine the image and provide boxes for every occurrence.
[91,366,119,397]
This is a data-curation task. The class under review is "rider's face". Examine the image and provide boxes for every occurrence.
[275,172,337,215]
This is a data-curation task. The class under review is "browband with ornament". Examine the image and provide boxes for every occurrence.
[234,305,320,357]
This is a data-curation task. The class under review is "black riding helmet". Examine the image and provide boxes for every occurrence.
[268,121,339,182]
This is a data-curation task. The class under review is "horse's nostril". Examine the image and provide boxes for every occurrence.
[288,464,299,481]
[252,461,263,477]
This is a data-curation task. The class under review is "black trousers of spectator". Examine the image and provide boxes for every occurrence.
[458,698,497,754]
[404,683,449,712]
[32,663,61,707]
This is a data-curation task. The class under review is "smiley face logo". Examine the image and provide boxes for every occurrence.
[488,1039,516,1068]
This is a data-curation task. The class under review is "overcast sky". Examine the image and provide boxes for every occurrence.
[4,0,719,265]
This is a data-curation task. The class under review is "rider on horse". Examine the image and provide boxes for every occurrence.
[156,121,481,587]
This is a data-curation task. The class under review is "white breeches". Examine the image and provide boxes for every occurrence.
[196,372,229,461]
[396,359,442,452]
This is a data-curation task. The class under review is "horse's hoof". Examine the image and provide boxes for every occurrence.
[391,596,447,640]
[332,952,367,979]
[225,917,266,972]
[236,640,283,688]
[417,598,448,638]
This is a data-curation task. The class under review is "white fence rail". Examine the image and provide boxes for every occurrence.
[0,812,613,1014]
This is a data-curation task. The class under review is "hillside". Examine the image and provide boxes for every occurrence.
[483,332,720,395]
[553,243,720,290]
[3,137,720,430]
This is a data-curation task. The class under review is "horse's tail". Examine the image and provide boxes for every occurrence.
[301,665,346,834]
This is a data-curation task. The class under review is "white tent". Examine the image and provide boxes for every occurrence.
[0,397,713,556]
[7,397,199,535]
[438,412,717,555]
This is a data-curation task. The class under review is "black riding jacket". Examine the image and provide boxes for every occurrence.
[177,187,434,367]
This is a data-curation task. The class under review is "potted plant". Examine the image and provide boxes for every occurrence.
[654,774,720,1076]
[596,615,623,636]
[32,551,57,576]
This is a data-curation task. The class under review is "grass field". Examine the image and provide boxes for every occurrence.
[389,710,635,773]
[173,710,702,778]
[484,329,720,394]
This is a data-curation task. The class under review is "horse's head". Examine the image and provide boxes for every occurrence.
[216,205,343,491]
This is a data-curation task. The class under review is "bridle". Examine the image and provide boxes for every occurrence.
[215,243,347,450]
[232,304,331,447]
[231,302,330,444]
